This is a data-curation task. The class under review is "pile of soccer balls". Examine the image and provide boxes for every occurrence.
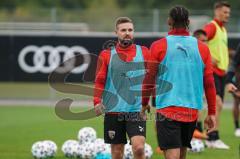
[62,127,111,158]
[31,127,153,159]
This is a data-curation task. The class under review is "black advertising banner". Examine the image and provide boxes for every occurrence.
[0,34,239,82]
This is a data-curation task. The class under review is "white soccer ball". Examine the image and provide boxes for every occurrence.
[94,138,106,154]
[32,140,57,159]
[144,143,153,159]
[42,140,57,157]
[190,138,205,153]
[79,142,96,159]
[124,142,133,159]
[31,141,47,159]
[61,139,81,158]
[102,143,111,154]
[78,127,97,144]
[94,138,111,158]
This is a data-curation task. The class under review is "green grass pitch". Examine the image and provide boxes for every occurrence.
[0,106,239,159]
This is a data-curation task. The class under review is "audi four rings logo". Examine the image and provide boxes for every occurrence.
[18,45,91,74]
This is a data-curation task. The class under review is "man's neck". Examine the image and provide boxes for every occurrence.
[214,17,225,26]
[117,42,133,50]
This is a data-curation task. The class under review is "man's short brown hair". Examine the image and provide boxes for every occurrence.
[115,17,133,29]
[214,1,231,9]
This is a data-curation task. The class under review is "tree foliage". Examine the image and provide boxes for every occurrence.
[0,0,239,10]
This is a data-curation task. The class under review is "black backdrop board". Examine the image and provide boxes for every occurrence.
[0,34,239,82]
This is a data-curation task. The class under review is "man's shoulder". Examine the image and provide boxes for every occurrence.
[138,45,149,51]
[150,38,167,50]
[203,21,217,40]
[197,40,209,50]
[99,49,111,58]
[152,38,167,46]
[204,21,216,29]
[154,37,167,43]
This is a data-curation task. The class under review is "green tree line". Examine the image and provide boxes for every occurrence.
[0,0,239,10]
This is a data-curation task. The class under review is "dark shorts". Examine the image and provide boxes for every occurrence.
[233,70,240,99]
[151,96,156,107]
[213,73,226,100]
[104,112,146,144]
[156,113,196,150]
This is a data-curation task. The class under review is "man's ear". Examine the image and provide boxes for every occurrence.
[214,8,219,17]
[167,17,173,29]
[167,17,173,26]
[187,19,190,26]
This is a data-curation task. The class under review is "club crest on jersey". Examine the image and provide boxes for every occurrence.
[139,126,144,132]
[108,130,115,139]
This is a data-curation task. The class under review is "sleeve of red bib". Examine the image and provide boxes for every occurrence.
[93,50,110,106]
[142,38,167,106]
[203,23,216,41]
[198,40,216,115]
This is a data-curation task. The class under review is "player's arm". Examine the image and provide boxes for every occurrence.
[226,43,240,84]
[198,41,217,133]
[142,39,167,109]
[140,46,152,113]
[226,44,240,93]
[141,46,151,69]
[199,41,216,115]
[93,50,110,115]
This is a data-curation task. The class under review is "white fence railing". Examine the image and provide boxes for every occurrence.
[0,22,89,32]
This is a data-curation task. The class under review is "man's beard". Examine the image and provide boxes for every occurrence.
[119,38,134,48]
